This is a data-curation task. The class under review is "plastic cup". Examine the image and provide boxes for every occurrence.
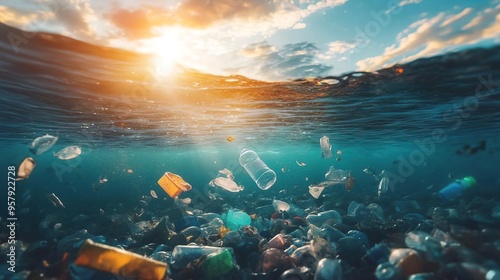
[157,172,192,198]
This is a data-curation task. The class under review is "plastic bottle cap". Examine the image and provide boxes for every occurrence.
[462,176,477,189]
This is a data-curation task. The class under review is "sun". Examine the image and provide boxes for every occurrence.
[148,28,184,77]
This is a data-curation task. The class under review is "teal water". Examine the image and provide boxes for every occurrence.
[1,21,500,216]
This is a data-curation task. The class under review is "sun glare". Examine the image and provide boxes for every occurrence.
[149,28,183,77]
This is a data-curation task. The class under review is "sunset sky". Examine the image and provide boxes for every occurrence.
[1,0,500,80]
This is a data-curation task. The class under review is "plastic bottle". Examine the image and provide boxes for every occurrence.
[171,245,230,269]
[199,249,234,280]
[438,176,476,202]
[239,149,277,190]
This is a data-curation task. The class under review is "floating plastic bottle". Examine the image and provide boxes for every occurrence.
[74,239,167,279]
[157,172,192,198]
[438,176,477,202]
[239,149,276,190]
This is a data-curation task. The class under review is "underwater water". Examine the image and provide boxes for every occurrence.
[1,23,500,279]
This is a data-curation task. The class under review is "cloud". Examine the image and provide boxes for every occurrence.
[109,0,346,39]
[241,42,276,57]
[292,22,307,29]
[51,0,95,40]
[327,41,356,55]
[239,41,333,80]
[109,7,171,39]
[0,0,97,42]
[356,4,500,71]
[0,4,53,27]
[398,0,423,8]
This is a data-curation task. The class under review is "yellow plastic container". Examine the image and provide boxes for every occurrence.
[74,239,167,280]
[157,172,192,198]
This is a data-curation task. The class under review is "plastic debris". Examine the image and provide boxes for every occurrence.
[157,172,192,198]
[438,176,477,202]
[273,199,290,212]
[345,173,356,192]
[150,190,158,198]
[378,172,390,198]
[324,166,349,182]
[308,166,354,198]
[171,245,231,270]
[320,136,333,158]
[239,149,276,190]
[209,169,243,192]
[16,157,36,181]
[296,160,307,166]
[54,145,82,160]
[221,209,251,230]
[363,167,380,181]
[47,193,65,208]
[306,210,342,226]
[199,248,234,280]
[336,150,342,161]
[74,239,167,279]
[218,168,235,180]
[308,181,340,199]
[29,134,58,155]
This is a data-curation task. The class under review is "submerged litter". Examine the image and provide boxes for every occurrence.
[29,134,58,155]
[210,176,244,192]
[157,172,192,198]
[54,145,82,160]
[325,166,349,182]
[296,160,307,166]
[16,157,36,180]
[218,168,235,180]
[47,193,65,208]
[320,136,332,158]
[378,171,390,198]
[150,190,158,198]
[210,168,243,192]
[273,199,290,212]
[75,239,167,279]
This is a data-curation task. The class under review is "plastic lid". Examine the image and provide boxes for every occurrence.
[462,176,477,189]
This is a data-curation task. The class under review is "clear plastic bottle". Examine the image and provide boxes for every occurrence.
[239,149,277,190]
